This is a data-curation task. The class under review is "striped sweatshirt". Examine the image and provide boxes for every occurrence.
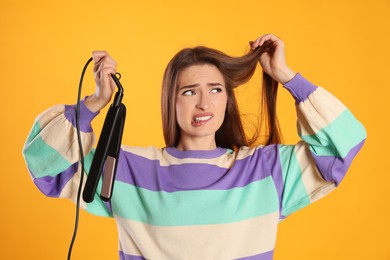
[23,74,366,259]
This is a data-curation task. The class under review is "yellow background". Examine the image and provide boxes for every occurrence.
[1,0,389,259]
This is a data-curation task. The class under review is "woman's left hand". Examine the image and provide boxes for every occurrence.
[250,34,296,84]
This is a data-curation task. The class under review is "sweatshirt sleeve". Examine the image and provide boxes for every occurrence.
[267,73,366,218]
[22,100,113,217]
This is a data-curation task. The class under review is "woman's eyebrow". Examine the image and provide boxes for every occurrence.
[178,83,199,90]
[207,82,224,87]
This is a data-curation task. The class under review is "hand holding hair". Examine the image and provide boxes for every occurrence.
[250,34,296,84]
[84,50,117,112]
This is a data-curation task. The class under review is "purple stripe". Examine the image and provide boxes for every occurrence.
[33,162,78,197]
[116,146,273,192]
[236,250,274,259]
[283,73,318,103]
[118,250,273,260]
[312,139,366,185]
[105,200,113,213]
[64,99,99,133]
[263,145,284,218]
[165,147,228,159]
[119,251,146,260]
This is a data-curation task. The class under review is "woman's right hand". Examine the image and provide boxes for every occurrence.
[84,50,117,112]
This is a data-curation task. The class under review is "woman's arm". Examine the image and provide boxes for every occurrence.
[22,50,119,217]
[252,34,366,217]
[273,74,366,217]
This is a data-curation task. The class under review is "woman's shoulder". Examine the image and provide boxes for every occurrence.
[235,144,272,154]
[120,145,165,160]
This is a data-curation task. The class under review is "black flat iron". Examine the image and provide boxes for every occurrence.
[82,74,126,203]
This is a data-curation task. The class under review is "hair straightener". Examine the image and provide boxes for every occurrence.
[82,73,126,203]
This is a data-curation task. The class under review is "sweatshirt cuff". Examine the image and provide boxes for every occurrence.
[283,73,318,103]
[64,97,100,133]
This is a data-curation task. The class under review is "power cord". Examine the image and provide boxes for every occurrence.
[67,57,93,260]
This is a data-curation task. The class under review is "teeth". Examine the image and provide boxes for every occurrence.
[194,116,213,122]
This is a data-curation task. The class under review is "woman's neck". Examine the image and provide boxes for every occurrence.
[176,136,217,151]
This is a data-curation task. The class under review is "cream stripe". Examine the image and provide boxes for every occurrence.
[39,111,95,163]
[121,145,262,168]
[115,212,278,259]
[297,87,346,136]
[294,141,336,203]
[59,168,88,210]
[36,104,66,129]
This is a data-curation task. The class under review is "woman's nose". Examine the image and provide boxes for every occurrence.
[195,93,210,110]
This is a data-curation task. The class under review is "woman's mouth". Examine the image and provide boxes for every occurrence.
[192,114,214,126]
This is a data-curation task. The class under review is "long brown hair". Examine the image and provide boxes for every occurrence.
[161,42,282,150]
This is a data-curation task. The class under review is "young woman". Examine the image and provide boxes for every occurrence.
[23,34,366,259]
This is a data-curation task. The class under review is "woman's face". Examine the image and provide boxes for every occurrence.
[175,64,228,148]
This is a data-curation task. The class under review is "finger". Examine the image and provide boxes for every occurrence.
[100,65,117,76]
[259,34,273,46]
[92,52,108,73]
[92,50,110,64]
[260,34,282,47]
[94,58,116,79]
[98,57,117,71]
[251,34,276,49]
[93,55,117,73]
[251,37,262,49]
[100,67,117,90]
[97,65,117,82]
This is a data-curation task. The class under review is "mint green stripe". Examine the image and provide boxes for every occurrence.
[84,149,113,217]
[279,145,310,216]
[25,120,41,144]
[24,135,71,178]
[111,176,279,226]
[300,109,366,158]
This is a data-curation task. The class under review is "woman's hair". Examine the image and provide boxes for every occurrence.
[161,42,282,150]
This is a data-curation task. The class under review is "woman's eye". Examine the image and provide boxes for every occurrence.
[182,90,195,96]
[210,88,222,94]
